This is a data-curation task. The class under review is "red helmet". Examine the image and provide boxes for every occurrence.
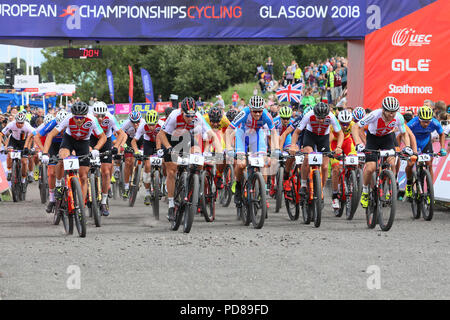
[181,97,197,115]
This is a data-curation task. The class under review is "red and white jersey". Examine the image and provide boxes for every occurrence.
[162,109,211,137]
[157,116,167,128]
[1,120,36,140]
[96,112,121,138]
[358,109,406,137]
[121,118,145,138]
[134,122,161,142]
[297,110,341,136]
[56,114,104,141]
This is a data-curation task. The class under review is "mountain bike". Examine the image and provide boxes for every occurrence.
[170,152,202,233]
[2,149,28,202]
[274,151,286,213]
[333,153,360,220]
[199,152,222,222]
[87,155,102,227]
[128,151,146,207]
[235,152,267,229]
[364,149,398,232]
[284,152,304,221]
[218,161,234,208]
[409,152,440,221]
[149,155,164,220]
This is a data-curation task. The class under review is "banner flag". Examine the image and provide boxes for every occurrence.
[128,65,134,105]
[140,68,154,105]
[106,68,115,105]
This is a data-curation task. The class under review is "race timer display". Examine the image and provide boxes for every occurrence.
[63,48,103,59]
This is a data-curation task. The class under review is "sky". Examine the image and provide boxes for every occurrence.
[0,45,46,66]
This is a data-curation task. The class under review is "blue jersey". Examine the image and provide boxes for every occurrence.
[229,107,274,132]
[288,114,305,147]
[407,116,443,151]
[39,119,63,143]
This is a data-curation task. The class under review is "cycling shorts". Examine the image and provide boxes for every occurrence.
[144,140,156,157]
[302,130,330,153]
[235,127,267,154]
[90,136,112,164]
[60,133,90,167]
[7,137,25,150]
[365,132,396,163]
[48,141,61,166]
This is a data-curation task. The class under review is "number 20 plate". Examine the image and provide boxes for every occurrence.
[63,157,79,170]
[418,154,431,162]
[150,157,163,166]
[345,155,359,165]
[308,153,323,165]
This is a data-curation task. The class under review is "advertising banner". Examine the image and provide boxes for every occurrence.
[0,154,9,192]
[128,65,133,105]
[140,68,154,104]
[364,0,450,110]
[115,103,132,115]
[106,68,115,104]
[112,102,172,114]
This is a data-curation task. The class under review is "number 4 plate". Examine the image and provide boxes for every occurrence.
[63,157,79,170]
[418,154,431,162]
[150,157,163,166]
[249,156,264,167]
[309,153,323,165]
[345,155,359,165]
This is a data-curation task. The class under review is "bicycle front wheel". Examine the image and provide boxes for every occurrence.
[410,171,420,219]
[366,172,378,229]
[184,173,199,233]
[200,171,215,222]
[89,174,101,227]
[152,170,160,220]
[377,169,397,232]
[249,172,267,229]
[128,164,141,207]
[220,164,234,207]
[312,169,322,228]
[71,178,87,237]
[39,164,48,204]
[171,172,187,231]
[275,166,284,213]
[11,161,20,202]
[347,170,359,220]
[419,168,434,221]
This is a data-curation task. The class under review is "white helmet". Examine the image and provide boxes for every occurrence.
[44,114,55,125]
[337,109,352,123]
[92,101,108,115]
[56,110,69,124]
[15,112,26,123]
[382,96,400,112]
[248,95,265,110]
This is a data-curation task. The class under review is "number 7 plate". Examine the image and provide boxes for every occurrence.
[63,157,80,170]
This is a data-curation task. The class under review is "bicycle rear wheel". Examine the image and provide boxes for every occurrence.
[249,171,267,229]
[366,172,378,229]
[346,170,359,220]
[336,172,345,218]
[128,164,141,207]
[71,178,87,237]
[220,164,233,207]
[377,169,397,232]
[200,171,215,222]
[152,170,160,220]
[420,168,434,221]
[285,174,300,221]
[89,173,101,227]
[275,167,284,213]
[410,171,420,219]
[312,169,322,228]
[183,173,199,233]
[39,164,48,204]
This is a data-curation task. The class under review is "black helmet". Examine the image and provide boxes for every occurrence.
[71,101,89,115]
[226,109,238,122]
[313,102,330,119]
[208,106,222,123]
[181,97,197,115]
[164,107,174,118]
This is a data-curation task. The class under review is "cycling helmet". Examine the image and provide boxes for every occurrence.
[15,112,26,123]
[418,106,433,121]
[303,106,313,115]
[382,96,400,112]
[146,110,158,125]
[71,101,89,115]
[337,109,352,123]
[44,114,55,125]
[181,97,197,115]
[92,101,108,115]
[248,95,265,110]
[56,110,69,124]
[352,107,366,122]
[279,106,293,119]
[226,109,238,122]
[129,110,142,123]
[208,106,222,123]
[313,102,330,119]
[164,107,174,118]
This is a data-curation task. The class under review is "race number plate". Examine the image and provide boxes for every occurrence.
[380,149,396,157]
[177,156,189,166]
[418,154,431,162]
[90,157,101,166]
[10,151,21,159]
[357,152,365,158]
[190,154,204,166]
[308,153,323,165]
[249,156,264,168]
[295,155,304,164]
[203,152,215,165]
[63,157,80,170]
[150,157,163,166]
[345,155,359,165]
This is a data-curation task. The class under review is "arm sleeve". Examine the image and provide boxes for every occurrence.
[92,117,104,136]
[134,123,145,140]
[262,111,274,130]
[162,112,176,134]
[229,109,248,130]
[55,116,69,133]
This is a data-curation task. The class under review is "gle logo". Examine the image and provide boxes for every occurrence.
[392,28,432,47]
[60,5,81,30]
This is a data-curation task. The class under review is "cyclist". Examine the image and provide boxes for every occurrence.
[289,102,343,197]
[41,101,106,205]
[131,110,161,206]
[0,112,37,185]
[330,109,357,210]
[120,110,145,198]
[157,97,223,221]
[91,101,126,216]
[225,109,238,123]
[404,105,447,199]
[225,95,279,205]
[34,110,69,213]
[352,96,412,208]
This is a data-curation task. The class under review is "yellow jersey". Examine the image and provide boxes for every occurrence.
[203,114,230,133]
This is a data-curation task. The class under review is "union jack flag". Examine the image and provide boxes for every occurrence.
[276,82,303,103]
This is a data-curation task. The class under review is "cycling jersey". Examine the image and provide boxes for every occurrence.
[358,109,406,137]
[134,121,162,142]
[121,118,145,138]
[407,116,443,152]
[96,112,121,138]
[1,120,36,140]
[56,114,104,141]
[297,110,341,135]
[203,113,230,133]
[162,109,211,138]
[274,116,293,149]
[332,121,354,141]
[229,107,274,132]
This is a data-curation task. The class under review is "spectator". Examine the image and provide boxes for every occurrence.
[284,66,294,85]
[326,66,337,105]
[255,64,265,79]
[213,95,225,110]
[334,62,343,100]
[239,98,246,111]
[196,96,204,108]
[157,94,163,102]
[341,61,348,90]
[266,57,274,76]
[31,108,44,128]
[253,86,258,96]
[301,87,316,107]
[434,100,446,116]
[231,91,239,108]
[294,65,303,84]
[403,109,414,123]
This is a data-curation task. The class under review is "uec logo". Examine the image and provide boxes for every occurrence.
[392,28,432,47]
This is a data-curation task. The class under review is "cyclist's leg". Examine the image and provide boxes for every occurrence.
[143,140,155,204]
[234,128,247,184]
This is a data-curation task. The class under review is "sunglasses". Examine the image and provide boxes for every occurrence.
[251,110,263,114]
[73,116,86,120]
[420,119,431,123]
[340,122,350,126]
[184,113,195,118]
